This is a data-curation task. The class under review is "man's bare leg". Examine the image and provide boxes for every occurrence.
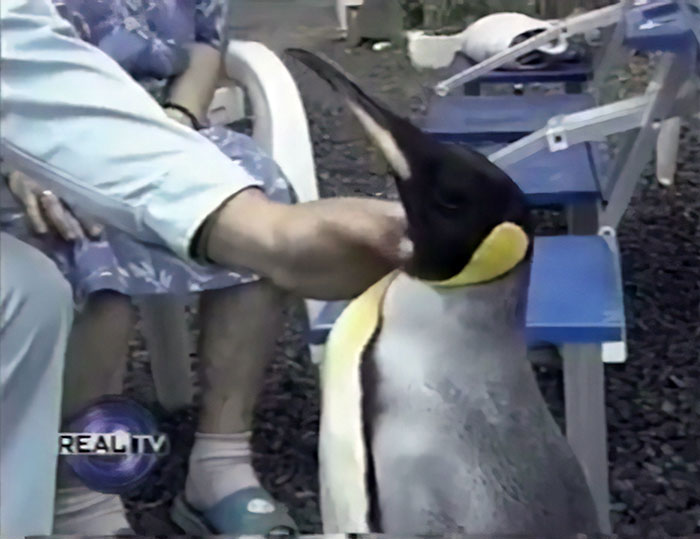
[61,291,134,419]
[53,290,135,534]
[184,280,287,512]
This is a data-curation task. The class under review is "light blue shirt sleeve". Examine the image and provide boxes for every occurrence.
[0,0,263,260]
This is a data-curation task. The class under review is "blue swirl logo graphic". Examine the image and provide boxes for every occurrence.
[60,395,168,494]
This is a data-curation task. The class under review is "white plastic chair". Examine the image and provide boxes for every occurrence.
[140,41,322,412]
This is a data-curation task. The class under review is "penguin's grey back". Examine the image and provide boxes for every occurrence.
[363,264,601,535]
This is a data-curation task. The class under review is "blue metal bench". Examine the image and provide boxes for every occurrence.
[421,21,598,142]
[454,53,593,95]
[484,5,698,531]
[625,0,698,51]
[471,141,609,207]
[307,234,624,347]
[422,93,597,142]
[527,234,624,344]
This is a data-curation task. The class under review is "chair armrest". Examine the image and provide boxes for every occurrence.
[224,40,319,204]
[207,86,246,126]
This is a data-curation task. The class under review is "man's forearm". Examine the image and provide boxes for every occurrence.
[200,189,285,278]
[205,190,409,300]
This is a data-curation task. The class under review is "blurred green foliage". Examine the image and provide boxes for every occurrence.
[400,0,615,30]
[400,0,538,29]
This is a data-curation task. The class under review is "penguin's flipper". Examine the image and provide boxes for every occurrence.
[286,48,421,181]
[318,271,398,533]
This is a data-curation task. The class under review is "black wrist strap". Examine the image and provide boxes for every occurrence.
[189,193,236,264]
[163,102,203,131]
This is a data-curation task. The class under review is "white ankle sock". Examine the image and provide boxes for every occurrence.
[185,431,260,510]
[53,484,132,534]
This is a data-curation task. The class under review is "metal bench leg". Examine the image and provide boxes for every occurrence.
[656,117,682,186]
[561,203,611,532]
[138,296,194,412]
[309,343,326,366]
[562,343,611,534]
[307,298,326,366]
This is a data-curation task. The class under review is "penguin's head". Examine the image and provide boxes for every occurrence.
[286,49,532,286]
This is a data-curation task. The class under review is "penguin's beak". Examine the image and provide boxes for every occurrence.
[286,48,531,283]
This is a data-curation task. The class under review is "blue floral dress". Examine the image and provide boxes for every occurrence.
[0,0,294,304]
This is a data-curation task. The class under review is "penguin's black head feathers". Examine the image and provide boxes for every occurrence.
[286,48,531,282]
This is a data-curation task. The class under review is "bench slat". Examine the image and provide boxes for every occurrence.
[307,235,625,346]
[422,93,596,142]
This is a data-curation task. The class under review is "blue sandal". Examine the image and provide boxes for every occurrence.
[170,486,298,535]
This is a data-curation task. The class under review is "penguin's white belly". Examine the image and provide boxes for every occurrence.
[368,274,601,534]
[367,273,530,532]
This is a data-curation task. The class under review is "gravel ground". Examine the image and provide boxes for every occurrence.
[120,4,700,537]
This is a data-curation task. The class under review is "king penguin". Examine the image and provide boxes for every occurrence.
[286,49,603,536]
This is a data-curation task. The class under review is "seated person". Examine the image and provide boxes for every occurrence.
[2,0,333,534]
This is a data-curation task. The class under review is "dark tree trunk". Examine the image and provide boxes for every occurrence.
[354,0,404,42]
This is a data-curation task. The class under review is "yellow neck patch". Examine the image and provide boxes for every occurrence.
[426,222,529,288]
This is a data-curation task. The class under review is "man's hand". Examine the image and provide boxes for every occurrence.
[206,188,412,300]
[271,196,412,298]
[7,171,103,241]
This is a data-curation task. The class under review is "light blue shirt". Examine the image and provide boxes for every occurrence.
[1,0,262,260]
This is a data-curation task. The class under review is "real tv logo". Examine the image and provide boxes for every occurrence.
[59,431,169,455]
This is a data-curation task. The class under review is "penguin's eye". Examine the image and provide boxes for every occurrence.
[434,186,465,211]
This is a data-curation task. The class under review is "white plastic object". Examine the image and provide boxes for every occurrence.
[602,341,627,363]
[655,117,682,186]
[435,2,624,95]
[461,12,569,67]
[407,30,467,70]
[224,40,318,203]
[207,86,246,126]
[408,12,570,71]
